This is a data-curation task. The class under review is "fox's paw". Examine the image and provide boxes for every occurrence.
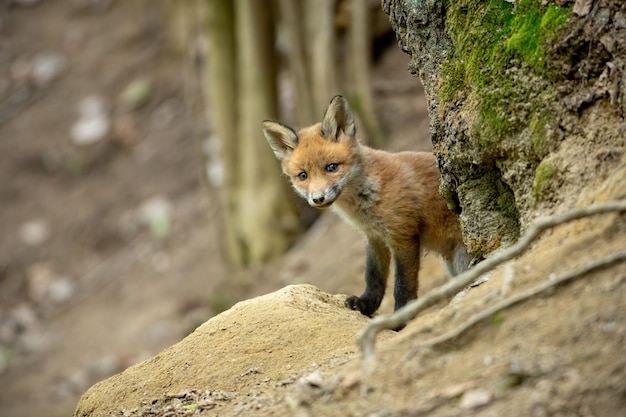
[345,295,375,317]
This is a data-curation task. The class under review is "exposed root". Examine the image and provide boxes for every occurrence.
[413,249,626,352]
[358,200,626,366]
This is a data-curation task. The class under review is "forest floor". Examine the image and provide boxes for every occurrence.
[1,2,625,417]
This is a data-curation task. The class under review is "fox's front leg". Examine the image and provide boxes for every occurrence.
[392,238,421,311]
[345,237,390,317]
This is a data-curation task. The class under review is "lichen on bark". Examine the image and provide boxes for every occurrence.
[384,0,626,260]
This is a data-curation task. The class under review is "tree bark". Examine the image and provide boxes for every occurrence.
[235,0,302,266]
[305,0,338,115]
[348,0,385,147]
[278,0,317,125]
[203,0,240,267]
[204,0,302,268]
[383,0,626,260]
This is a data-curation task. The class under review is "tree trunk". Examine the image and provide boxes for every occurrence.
[204,0,302,268]
[235,0,302,266]
[383,0,626,260]
[348,0,385,147]
[305,0,338,115]
[278,0,317,125]
[204,0,240,268]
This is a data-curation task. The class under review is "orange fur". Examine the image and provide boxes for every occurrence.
[263,96,468,319]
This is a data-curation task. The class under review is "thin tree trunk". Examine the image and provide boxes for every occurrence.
[236,0,302,266]
[278,0,316,125]
[204,0,240,268]
[305,0,337,113]
[349,0,385,147]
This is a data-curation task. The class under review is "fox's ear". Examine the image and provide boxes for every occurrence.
[321,95,355,141]
[262,120,298,161]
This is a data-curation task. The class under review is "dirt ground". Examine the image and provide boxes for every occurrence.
[2,2,625,417]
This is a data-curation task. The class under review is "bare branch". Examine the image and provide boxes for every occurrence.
[358,200,626,366]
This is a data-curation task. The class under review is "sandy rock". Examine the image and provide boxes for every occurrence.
[74,285,379,417]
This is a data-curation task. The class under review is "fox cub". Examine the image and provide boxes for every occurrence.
[262,95,468,317]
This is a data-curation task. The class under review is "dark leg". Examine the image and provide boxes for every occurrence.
[392,239,421,312]
[345,237,390,316]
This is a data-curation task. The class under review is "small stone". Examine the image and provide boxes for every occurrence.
[136,196,172,239]
[47,278,75,304]
[31,52,67,87]
[459,388,493,409]
[299,370,323,387]
[71,96,110,145]
[18,219,50,246]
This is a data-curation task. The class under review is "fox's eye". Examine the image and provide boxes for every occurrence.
[326,163,339,173]
[297,171,308,181]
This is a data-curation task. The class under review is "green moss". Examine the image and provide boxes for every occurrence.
[529,112,549,158]
[493,312,506,325]
[503,2,544,70]
[441,0,572,142]
[439,180,461,213]
[440,59,466,104]
[503,1,570,75]
[532,159,556,201]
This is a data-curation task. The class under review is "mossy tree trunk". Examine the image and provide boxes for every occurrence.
[383,0,626,260]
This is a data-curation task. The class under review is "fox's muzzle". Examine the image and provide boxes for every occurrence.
[308,185,342,208]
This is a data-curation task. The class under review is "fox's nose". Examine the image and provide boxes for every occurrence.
[312,196,325,205]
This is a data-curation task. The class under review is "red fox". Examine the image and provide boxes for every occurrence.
[262,95,468,318]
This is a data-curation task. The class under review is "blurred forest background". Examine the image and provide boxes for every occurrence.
[0,1,432,416]
[177,0,392,268]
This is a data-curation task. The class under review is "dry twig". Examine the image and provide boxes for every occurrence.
[358,200,626,365]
